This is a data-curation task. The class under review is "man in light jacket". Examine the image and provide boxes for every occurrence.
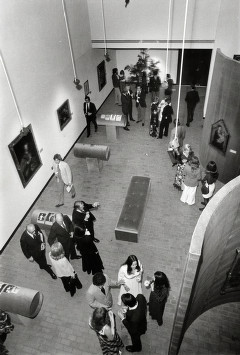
[53,154,76,207]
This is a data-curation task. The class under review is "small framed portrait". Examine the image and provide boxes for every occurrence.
[210,119,229,154]
[97,60,106,91]
[57,99,72,131]
[8,124,42,188]
[84,80,90,96]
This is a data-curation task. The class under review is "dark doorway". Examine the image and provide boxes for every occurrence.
[177,49,212,86]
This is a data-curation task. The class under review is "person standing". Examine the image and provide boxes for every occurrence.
[53,154,76,207]
[20,223,57,279]
[118,255,143,306]
[72,200,100,243]
[119,69,126,93]
[86,272,124,309]
[74,226,104,275]
[48,213,79,260]
[125,83,135,121]
[169,119,186,150]
[121,88,130,131]
[145,271,170,326]
[134,85,147,126]
[112,68,121,105]
[0,310,14,347]
[180,155,201,206]
[199,161,219,211]
[185,85,200,127]
[149,70,161,101]
[49,242,82,297]
[118,293,147,353]
[158,98,173,138]
[83,96,98,138]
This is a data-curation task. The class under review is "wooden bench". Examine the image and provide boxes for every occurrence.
[115,176,151,243]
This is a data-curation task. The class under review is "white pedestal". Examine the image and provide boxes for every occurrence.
[105,126,119,142]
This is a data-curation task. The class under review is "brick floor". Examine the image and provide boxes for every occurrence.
[2,87,240,355]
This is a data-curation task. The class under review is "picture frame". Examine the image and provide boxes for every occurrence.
[209,119,229,154]
[97,60,106,91]
[84,80,90,96]
[8,124,42,188]
[57,99,72,131]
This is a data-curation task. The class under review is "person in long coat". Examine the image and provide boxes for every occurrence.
[74,226,104,275]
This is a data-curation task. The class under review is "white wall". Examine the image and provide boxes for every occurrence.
[116,49,178,83]
[0,0,116,250]
[87,0,220,48]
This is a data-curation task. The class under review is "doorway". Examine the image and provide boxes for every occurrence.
[177,49,212,86]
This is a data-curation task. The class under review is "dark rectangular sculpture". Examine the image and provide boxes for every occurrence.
[115,176,151,243]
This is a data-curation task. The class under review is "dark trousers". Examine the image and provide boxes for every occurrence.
[69,238,78,259]
[128,103,133,120]
[35,253,55,277]
[130,333,142,351]
[187,105,196,124]
[159,120,170,138]
[61,274,82,296]
[86,115,97,136]
[123,112,130,125]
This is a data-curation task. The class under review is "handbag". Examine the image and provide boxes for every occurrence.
[201,181,209,195]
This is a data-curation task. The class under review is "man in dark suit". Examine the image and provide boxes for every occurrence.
[185,85,200,127]
[83,96,98,137]
[20,224,57,279]
[118,293,147,352]
[125,84,135,121]
[48,213,80,260]
[149,71,161,101]
[121,88,130,131]
[134,85,147,126]
[158,97,174,139]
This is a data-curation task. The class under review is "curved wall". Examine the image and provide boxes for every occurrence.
[200,49,240,183]
[169,175,240,354]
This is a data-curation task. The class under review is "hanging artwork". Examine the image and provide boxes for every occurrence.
[84,80,90,96]
[8,124,42,188]
[57,99,72,131]
[209,119,230,154]
[97,60,106,91]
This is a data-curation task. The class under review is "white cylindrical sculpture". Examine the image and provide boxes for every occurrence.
[74,143,110,161]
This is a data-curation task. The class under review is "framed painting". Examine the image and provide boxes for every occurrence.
[8,124,42,188]
[97,60,106,91]
[84,80,90,96]
[209,119,229,154]
[57,99,72,131]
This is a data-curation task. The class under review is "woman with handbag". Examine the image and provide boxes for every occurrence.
[49,242,82,297]
[199,161,219,211]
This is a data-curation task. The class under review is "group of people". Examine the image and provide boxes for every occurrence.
[87,255,170,354]
[170,139,219,208]
[112,68,171,132]
[20,203,170,354]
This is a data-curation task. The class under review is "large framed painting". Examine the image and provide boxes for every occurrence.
[8,124,42,188]
[209,119,229,154]
[57,99,72,131]
[97,60,106,91]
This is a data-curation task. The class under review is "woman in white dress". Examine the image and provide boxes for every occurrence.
[117,255,143,305]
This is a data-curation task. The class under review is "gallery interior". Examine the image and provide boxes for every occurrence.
[1,0,240,354]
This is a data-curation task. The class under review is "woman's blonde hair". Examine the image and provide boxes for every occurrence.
[50,242,65,260]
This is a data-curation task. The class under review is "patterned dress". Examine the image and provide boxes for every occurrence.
[90,313,124,355]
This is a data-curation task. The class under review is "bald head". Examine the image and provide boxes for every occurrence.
[26,224,35,234]
[55,213,63,224]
